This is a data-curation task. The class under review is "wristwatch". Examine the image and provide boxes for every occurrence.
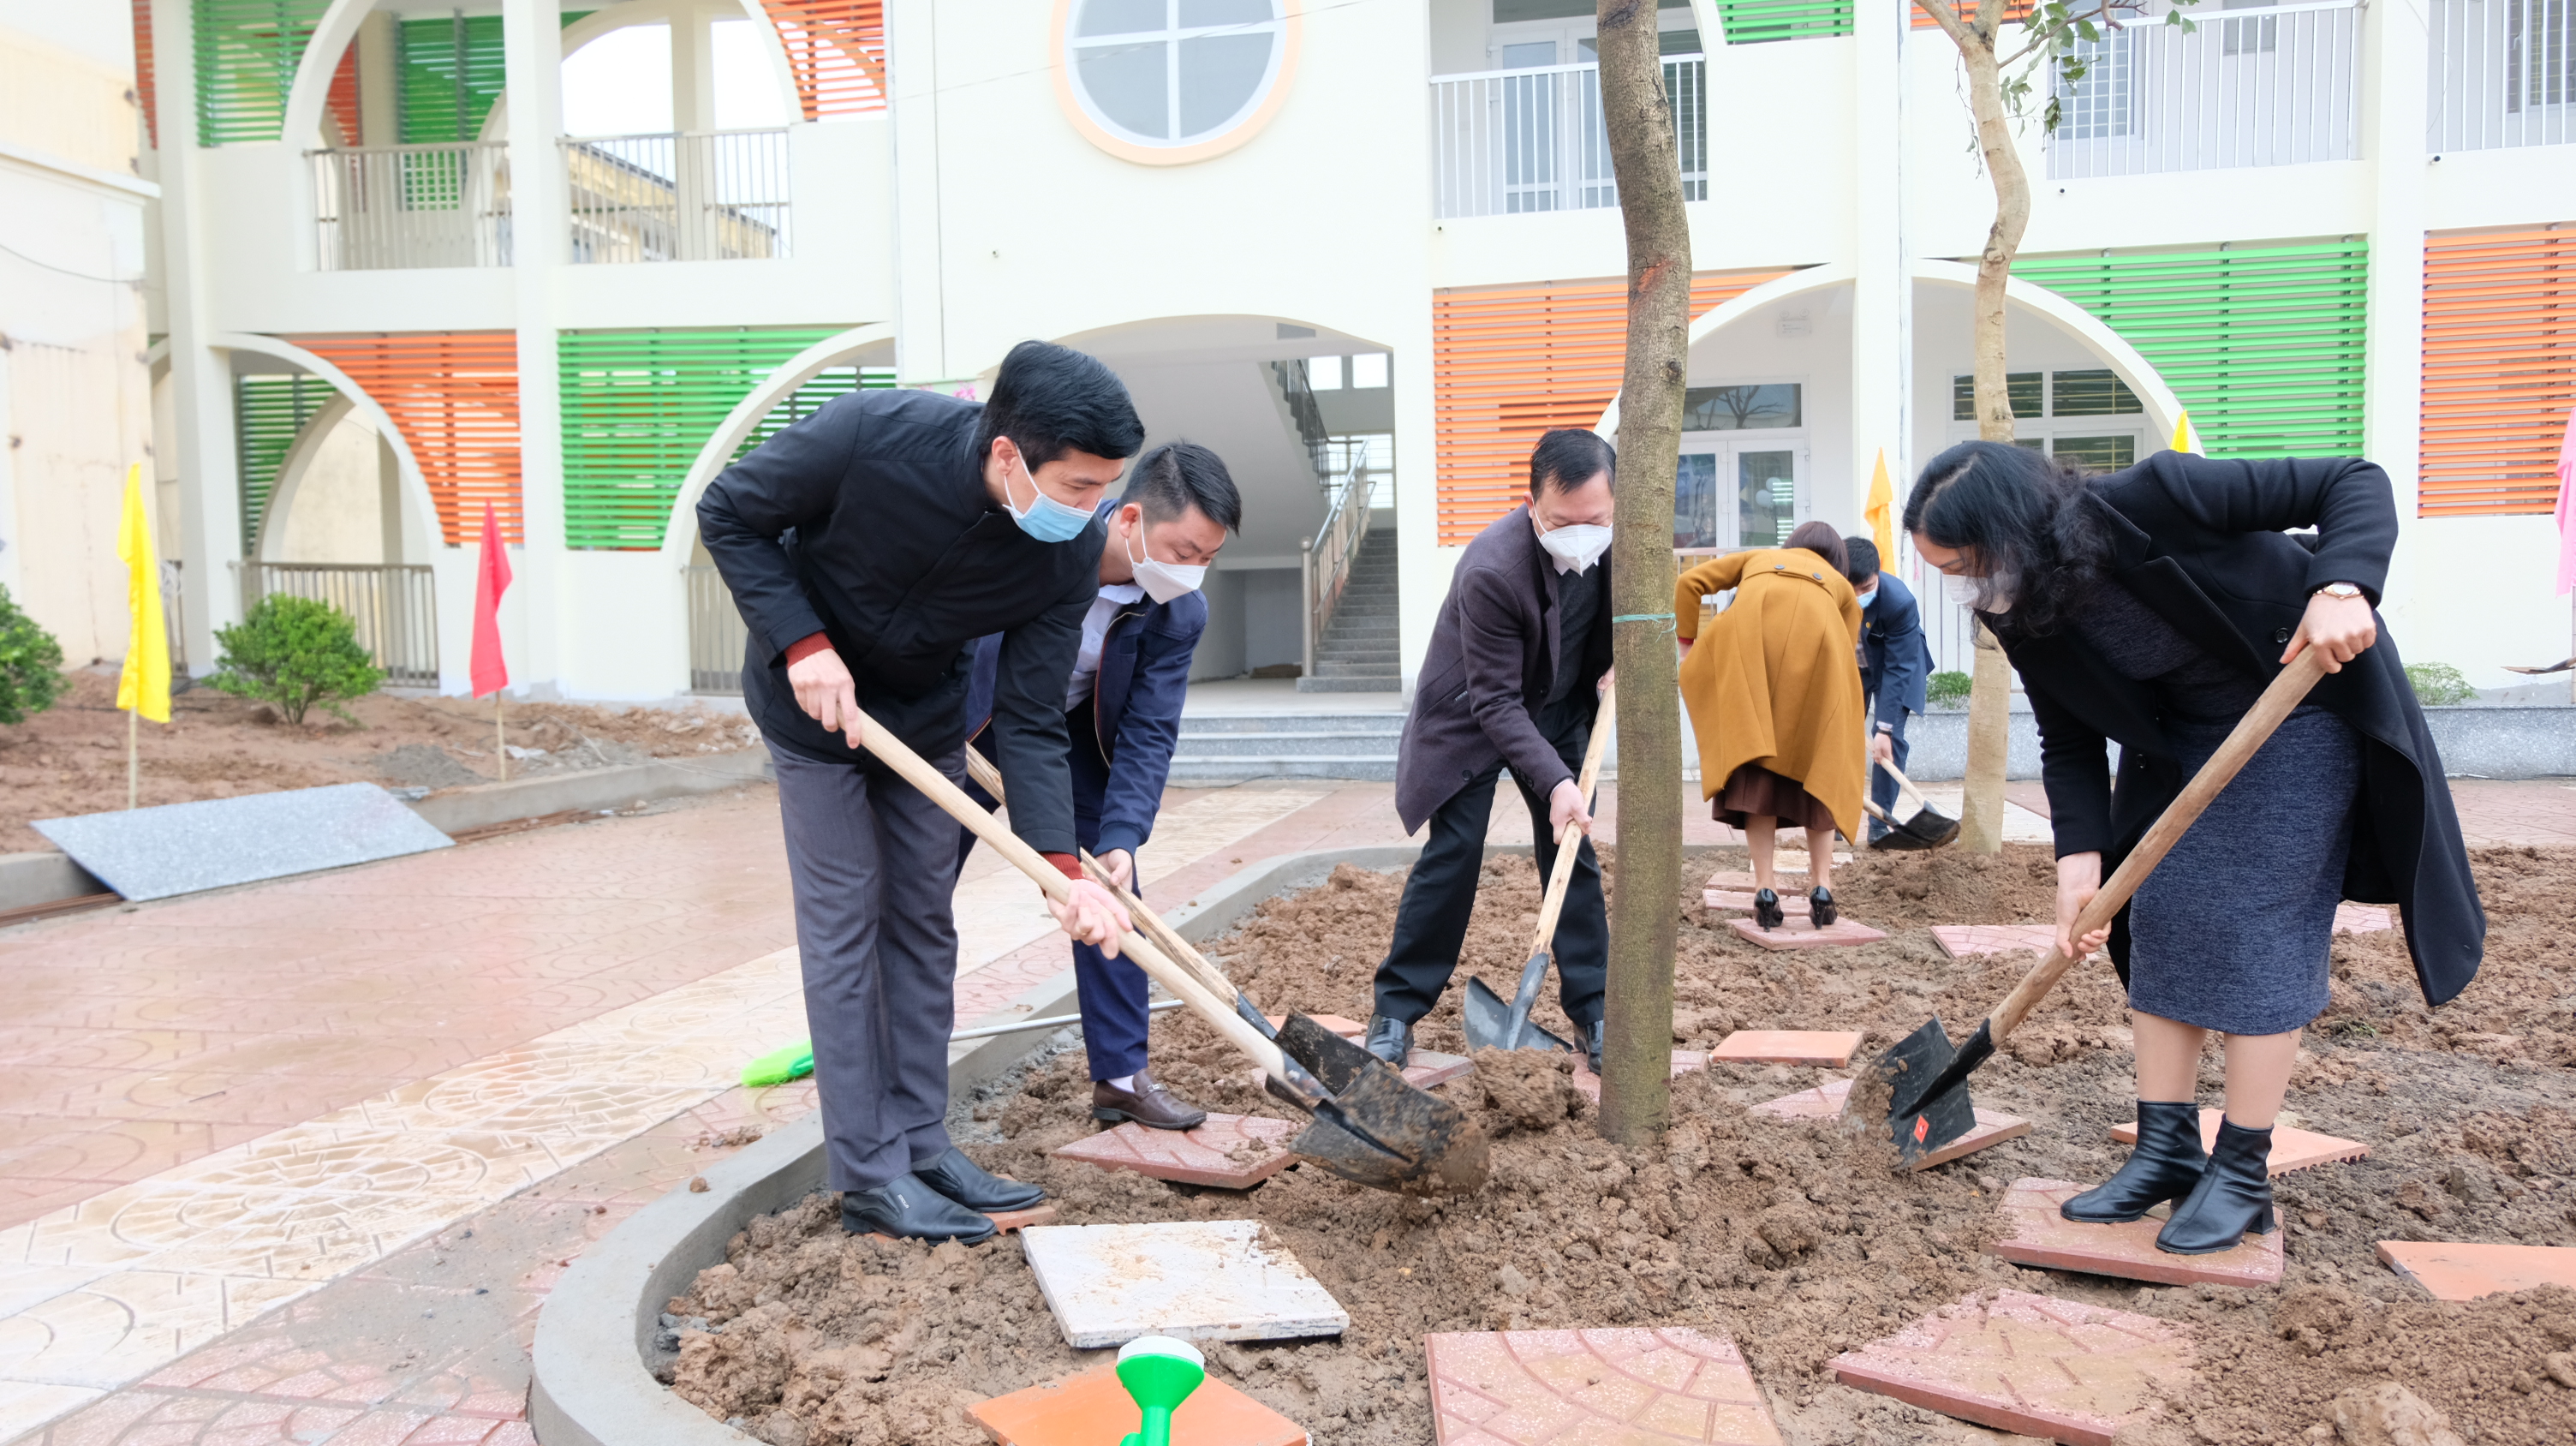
[2314,583,2364,601]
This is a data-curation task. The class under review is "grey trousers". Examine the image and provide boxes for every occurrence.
[768,743,967,1192]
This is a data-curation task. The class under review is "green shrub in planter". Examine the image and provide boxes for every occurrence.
[0,584,64,726]
[1926,670,1972,707]
[2404,661,2477,707]
[211,595,385,726]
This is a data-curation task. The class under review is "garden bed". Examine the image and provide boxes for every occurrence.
[665,845,2576,1446]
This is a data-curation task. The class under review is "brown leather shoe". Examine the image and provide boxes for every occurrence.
[1090,1067,1209,1132]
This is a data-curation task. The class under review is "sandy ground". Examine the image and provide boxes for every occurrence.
[667,845,2576,1446]
[0,669,760,851]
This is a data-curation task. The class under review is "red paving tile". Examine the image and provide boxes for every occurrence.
[1051,1114,1301,1188]
[1830,1289,2196,1446]
[1264,1014,1366,1039]
[1404,1050,1475,1090]
[1424,1326,1783,1445]
[1703,869,1807,889]
[1726,917,1887,951]
[1987,1179,2282,1288]
[1708,1031,1863,1067]
[1929,924,2060,960]
[1569,1053,1710,1102]
[1749,1079,2030,1171]
[1703,890,1810,917]
[970,1362,1309,1446]
[2375,1240,2576,1300]
[2108,1111,2368,1174]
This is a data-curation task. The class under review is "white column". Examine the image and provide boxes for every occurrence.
[2358,0,2430,654]
[501,0,565,692]
[1847,0,1907,534]
[356,10,399,146]
[887,0,952,385]
[671,3,715,260]
[151,0,244,673]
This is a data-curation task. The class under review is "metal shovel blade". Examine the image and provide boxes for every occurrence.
[1865,1015,1980,1164]
[1462,975,1574,1054]
[1273,1013,1490,1194]
[1899,805,1961,848]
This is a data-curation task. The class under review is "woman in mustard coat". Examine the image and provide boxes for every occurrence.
[1675,521,1868,929]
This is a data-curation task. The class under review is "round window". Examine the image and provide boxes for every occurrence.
[1053,0,1302,165]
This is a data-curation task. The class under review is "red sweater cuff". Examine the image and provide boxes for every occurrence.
[1041,852,1085,881]
[784,631,833,666]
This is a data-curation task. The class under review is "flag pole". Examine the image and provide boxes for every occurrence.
[497,694,508,783]
[128,707,138,810]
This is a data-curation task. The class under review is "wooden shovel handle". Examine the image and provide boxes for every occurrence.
[1528,683,1617,957]
[1985,648,2331,1042]
[846,708,1291,1081]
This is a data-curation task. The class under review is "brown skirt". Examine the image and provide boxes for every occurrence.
[1714,765,1837,832]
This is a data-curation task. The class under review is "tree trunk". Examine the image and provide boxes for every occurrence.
[1593,0,1688,1145]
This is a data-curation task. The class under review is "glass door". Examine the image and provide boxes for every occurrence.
[1732,445,1802,550]
[1675,437,1805,551]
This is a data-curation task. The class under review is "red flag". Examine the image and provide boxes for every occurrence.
[470,501,512,697]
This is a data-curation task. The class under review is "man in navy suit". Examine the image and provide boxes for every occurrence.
[957,442,1240,1130]
[1843,537,1935,846]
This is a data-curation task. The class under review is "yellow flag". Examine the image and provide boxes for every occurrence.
[1864,448,1896,565]
[116,463,170,724]
[2170,410,2201,455]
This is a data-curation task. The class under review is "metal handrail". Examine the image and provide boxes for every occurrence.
[237,561,439,688]
[1300,469,1376,680]
[1268,360,1333,481]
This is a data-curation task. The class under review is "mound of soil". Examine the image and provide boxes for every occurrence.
[666,846,2576,1446]
[0,669,760,850]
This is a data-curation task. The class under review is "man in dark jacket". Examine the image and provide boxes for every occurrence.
[697,341,1143,1245]
[956,442,1241,1132]
[1840,537,1934,846]
[1364,429,1616,1074]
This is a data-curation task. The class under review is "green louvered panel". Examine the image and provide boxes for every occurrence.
[235,374,334,553]
[194,0,330,146]
[397,14,507,144]
[2014,242,2370,457]
[1715,0,1853,43]
[559,329,868,550]
[733,366,897,460]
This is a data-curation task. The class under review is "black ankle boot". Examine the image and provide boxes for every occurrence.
[2061,1101,2207,1223]
[1808,886,1837,928]
[2157,1117,2276,1255]
[1751,888,1785,930]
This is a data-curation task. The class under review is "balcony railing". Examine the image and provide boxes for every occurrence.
[240,562,438,688]
[2430,0,2576,151]
[685,565,748,694]
[564,128,792,263]
[2045,0,2359,178]
[1429,57,1708,219]
[309,142,512,271]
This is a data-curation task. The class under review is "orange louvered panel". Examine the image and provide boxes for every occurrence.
[133,0,157,148]
[2419,225,2576,518]
[294,333,524,545]
[758,0,886,120]
[326,42,361,145]
[1911,0,2036,29]
[1431,270,1792,546]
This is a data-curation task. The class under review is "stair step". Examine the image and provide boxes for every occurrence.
[1179,714,1403,734]
[1172,731,1402,758]
[1294,676,1405,694]
[1167,756,1398,782]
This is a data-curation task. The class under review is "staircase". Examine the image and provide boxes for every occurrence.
[1298,528,1400,693]
[1166,710,1405,784]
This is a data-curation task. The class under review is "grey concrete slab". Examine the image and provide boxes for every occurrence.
[402,749,773,834]
[33,782,453,901]
[1020,1221,1349,1347]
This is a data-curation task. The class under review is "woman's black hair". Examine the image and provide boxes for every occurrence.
[1901,441,2111,635]
[1784,520,1849,577]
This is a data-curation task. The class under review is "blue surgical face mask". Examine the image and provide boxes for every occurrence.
[1004,449,1095,543]
[1857,586,1879,610]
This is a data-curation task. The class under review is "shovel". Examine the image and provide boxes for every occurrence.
[1863,649,2329,1165]
[1872,757,1960,848]
[1861,798,1939,852]
[1462,684,1615,1055]
[856,706,1488,1194]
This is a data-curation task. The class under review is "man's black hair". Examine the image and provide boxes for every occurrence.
[1842,536,1881,586]
[976,340,1147,468]
[1124,441,1242,533]
[1529,428,1616,496]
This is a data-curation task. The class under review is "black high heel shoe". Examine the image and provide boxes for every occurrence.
[2157,1117,2277,1255]
[1750,887,1785,930]
[2062,1100,2207,1222]
[1807,887,1837,928]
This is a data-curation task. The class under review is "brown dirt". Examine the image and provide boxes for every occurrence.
[668,845,2576,1446]
[0,668,761,851]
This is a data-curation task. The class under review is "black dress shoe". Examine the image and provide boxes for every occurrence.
[1808,887,1838,928]
[1091,1067,1209,1131]
[2063,1100,2208,1222]
[1583,1019,1605,1077]
[1751,888,1785,930]
[842,1174,997,1243]
[2157,1117,2277,1255]
[913,1146,1045,1212]
[1363,1013,1412,1067]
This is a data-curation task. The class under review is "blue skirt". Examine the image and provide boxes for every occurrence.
[2126,705,2363,1037]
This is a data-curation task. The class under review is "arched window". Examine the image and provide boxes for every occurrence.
[1058,0,1298,163]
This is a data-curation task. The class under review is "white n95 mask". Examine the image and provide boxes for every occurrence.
[1537,523,1612,573]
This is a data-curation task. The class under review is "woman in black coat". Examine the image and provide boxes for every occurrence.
[1903,442,2482,1256]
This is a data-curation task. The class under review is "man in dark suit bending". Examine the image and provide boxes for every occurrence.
[1841,536,1935,847]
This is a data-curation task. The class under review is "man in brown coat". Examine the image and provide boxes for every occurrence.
[1363,430,1616,1074]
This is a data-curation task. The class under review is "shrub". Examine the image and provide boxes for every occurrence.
[0,584,64,726]
[211,595,385,726]
[2405,661,2477,707]
[1926,670,1973,707]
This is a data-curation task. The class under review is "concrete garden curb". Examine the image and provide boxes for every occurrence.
[528,842,1466,1446]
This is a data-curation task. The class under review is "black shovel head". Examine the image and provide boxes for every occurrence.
[1864,1015,1980,1165]
[1899,804,1961,848]
[1462,976,1575,1054]
[1274,1013,1491,1194]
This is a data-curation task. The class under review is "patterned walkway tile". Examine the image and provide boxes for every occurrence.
[1425,1326,1782,1445]
[1987,1179,2282,1288]
[2376,1241,2576,1301]
[1708,1031,1862,1067]
[1569,1055,1709,1103]
[1702,891,1809,917]
[1749,1079,2030,1171]
[1020,1221,1346,1348]
[1830,1289,2195,1446]
[1929,924,2059,960]
[1051,1114,1299,1189]
[2108,1111,2368,1175]
[970,1362,1307,1446]
[1727,918,1887,952]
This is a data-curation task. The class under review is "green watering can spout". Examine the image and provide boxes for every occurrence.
[1113,1335,1205,1446]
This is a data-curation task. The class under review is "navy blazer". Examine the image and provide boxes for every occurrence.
[1858,571,1934,727]
[962,503,1207,858]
